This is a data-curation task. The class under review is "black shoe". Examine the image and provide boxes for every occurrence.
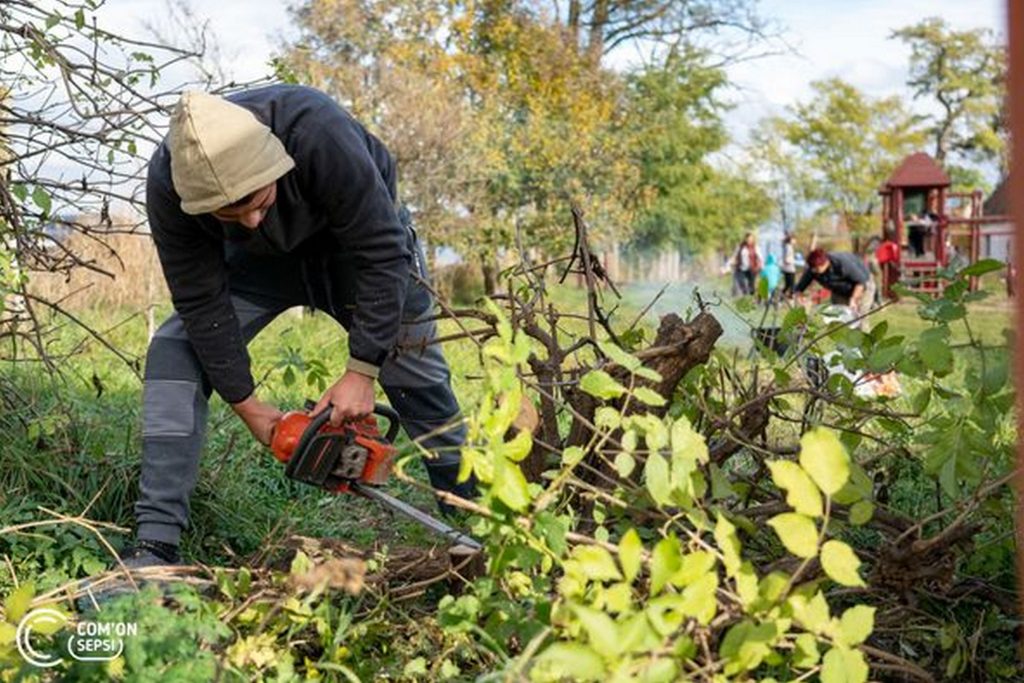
[122,539,181,566]
[77,540,181,610]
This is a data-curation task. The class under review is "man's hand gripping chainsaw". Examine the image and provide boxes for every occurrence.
[271,402,399,492]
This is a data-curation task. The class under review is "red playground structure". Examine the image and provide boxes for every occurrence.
[878,152,1014,297]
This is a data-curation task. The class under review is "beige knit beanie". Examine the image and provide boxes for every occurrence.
[168,91,295,215]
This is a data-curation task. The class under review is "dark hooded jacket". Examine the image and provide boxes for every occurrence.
[146,85,412,403]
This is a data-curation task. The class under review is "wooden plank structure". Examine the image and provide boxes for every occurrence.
[879,151,1015,297]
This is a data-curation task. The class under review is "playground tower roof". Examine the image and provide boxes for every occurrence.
[883,152,951,189]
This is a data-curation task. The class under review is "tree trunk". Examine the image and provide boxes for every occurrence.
[481,256,499,295]
[567,0,582,44]
[587,0,609,59]
[565,310,724,449]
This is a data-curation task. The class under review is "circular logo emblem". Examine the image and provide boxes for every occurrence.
[15,608,68,668]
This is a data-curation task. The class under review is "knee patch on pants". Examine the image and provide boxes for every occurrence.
[142,380,198,438]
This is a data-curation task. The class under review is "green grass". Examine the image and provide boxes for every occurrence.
[0,304,492,589]
[1,274,1012,581]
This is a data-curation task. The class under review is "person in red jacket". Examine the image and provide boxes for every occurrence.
[875,228,901,300]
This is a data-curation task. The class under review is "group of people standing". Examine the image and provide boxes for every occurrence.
[730,232,799,298]
[730,232,876,315]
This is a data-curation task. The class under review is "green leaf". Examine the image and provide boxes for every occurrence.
[618,612,660,654]
[645,595,685,636]
[714,514,742,576]
[678,572,718,625]
[501,430,532,462]
[532,642,606,682]
[847,501,874,526]
[644,453,672,506]
[74,8,86,29]
[768,460,823,517]
[670,416,708,464]
[494,457,531,511]
[595,407,621,429]
[634,366,662,382]
[535,512,569,556]
[767,513,819,558]
[636,658,678,683]
[613,451,635,478]
[788,590,831,634]
[598,340,640,371]
[562,446,584,467]
[640,417,669,451]
[618,529,643,584]
[792,633,820,668]
[782,305,807,331]
[832,462,873,505]
[912,386,932,414]
[580,370,627,400]
[820,646,869,683]
[31,186,52,215]
[838,605,875,646]
[866,343,903,372]
[960,258,1004,277]
[671,550,715,588]
[5,583,35,624]
[403,657,428,676]
[650,536,681,595]
[572,546,622,582]
[758,571,790,606]
[720,618,777,674]
[709,463,736,500]
[799,428,850,495]
[820,541,865,587]
[734,561,759,610]
[570,604,621,656]
[918,326,954,375]
[632,386,666,407]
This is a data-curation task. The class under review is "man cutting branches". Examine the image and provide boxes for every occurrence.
[127,85,474,568]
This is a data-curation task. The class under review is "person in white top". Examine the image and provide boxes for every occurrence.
[781,233,797,297]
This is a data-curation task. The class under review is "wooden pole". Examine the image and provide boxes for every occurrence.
[1007,0,1024,630]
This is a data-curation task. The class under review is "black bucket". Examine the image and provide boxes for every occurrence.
[753,326,789,355]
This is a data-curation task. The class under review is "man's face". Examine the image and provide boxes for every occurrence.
[212,183,276,229]
[812,261,829,275]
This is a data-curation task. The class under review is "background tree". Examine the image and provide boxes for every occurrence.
[758,78,926,238]
[551,0,770,61]
[892,17,1007,180]
[282,0,638,286]
[623,50,770,252]
[747,117,814,237]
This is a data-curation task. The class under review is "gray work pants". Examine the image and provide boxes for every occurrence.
[134,240,471,546]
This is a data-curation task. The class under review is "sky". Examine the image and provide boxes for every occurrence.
[96,0,1006,145]
[723,0,1005,141]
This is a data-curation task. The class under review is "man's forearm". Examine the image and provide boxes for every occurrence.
[851,284,865,308]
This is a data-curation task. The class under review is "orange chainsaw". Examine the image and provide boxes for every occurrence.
[270,402,481,550]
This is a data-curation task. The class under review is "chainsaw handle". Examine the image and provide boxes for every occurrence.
[373,404,401,443]
[304,402,401,443]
